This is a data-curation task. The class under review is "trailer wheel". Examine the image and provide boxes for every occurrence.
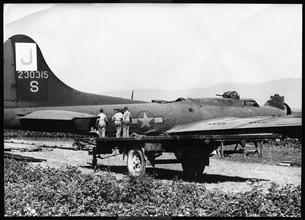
[181,158,205,178]
[127,148,146,177]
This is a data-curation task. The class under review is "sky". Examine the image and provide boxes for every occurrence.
[3,4,302,94]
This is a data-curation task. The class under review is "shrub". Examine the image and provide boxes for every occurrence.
[4,158,301,217]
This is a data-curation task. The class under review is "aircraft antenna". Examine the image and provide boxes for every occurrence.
[131,90,134,100]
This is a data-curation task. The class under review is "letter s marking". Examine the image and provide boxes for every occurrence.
[30,81,39,92]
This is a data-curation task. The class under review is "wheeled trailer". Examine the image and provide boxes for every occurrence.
[88,133,282,177]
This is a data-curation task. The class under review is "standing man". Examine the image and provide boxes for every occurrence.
[96,108,108,138]
[123,107,132,137]
[112,109,124,137]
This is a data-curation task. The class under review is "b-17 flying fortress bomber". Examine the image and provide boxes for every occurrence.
[4,35,302,177]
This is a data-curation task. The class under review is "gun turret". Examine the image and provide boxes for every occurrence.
[216,91,240,99]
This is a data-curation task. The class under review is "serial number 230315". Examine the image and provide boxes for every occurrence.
[18,71,49,79]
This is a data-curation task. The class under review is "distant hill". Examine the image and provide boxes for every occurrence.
[102,78,302,109]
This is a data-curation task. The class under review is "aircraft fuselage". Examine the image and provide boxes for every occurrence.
[4,97,286,135]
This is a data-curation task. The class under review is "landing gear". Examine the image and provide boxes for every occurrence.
[181,158,206,178]
[175,146,210,178]
[127,148,146,177]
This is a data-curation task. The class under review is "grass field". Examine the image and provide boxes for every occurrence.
[4,158,301,217]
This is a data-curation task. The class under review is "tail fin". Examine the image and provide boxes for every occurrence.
[4,35,144,107]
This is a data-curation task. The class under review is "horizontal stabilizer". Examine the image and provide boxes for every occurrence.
[20,110,98,120]
[19,110,98,133]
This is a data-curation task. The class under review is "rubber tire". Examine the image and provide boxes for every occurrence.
[181,158,205,178]
[127,148,146,177]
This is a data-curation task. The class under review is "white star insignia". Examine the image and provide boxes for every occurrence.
[138,112,153,129]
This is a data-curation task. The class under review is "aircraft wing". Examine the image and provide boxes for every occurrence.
[166,115,302,138]
[19,110,98,133]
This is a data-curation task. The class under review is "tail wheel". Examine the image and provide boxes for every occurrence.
[127,148,146,177]
[181,158,205,178]
[72,141,80,150]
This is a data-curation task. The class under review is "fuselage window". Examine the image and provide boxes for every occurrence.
[244,101,259,107]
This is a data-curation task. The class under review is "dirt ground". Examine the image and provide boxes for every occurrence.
[4,139,301,193]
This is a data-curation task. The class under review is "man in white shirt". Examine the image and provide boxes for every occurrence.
[122,107,132,137]
[112,109,124,137]
[96,108,108,138]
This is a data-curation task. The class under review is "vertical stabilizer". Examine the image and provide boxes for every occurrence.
[3,35,145,108]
